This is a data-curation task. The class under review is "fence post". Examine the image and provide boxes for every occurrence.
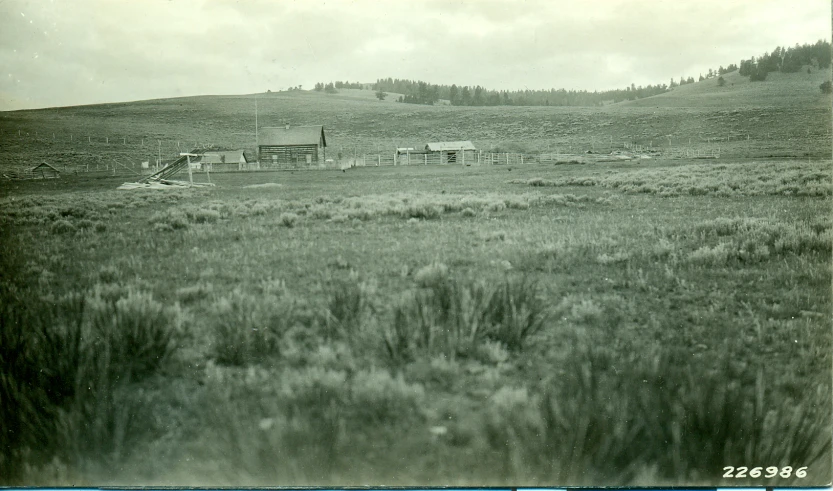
[424,154,427,166]
[462,150,465,166]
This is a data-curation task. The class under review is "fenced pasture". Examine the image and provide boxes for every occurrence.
[0,157,830,486]
[1,71,830,178]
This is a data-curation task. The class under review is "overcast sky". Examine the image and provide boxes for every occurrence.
[0,0,830,110]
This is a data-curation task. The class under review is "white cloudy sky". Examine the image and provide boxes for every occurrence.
[0,0,830,110]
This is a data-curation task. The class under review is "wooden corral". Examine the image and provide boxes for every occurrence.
[31,162,60,179]
[258,125,327,169]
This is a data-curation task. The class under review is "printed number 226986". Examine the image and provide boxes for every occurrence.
[723,466,808,479]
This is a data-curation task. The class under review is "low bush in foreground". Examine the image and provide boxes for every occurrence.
[480,336,831,485]
[210,289,306,366]
[0,286,182,484]
[384,275,547,363]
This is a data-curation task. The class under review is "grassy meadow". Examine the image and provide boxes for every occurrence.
[0,156,831,486]
[1,65,832,486]
[0,67,830,176]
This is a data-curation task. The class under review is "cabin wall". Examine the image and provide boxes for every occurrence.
[259,144,324,169]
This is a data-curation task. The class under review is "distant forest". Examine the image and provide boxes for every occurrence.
[739,39,831,81]
[312,40,831,107]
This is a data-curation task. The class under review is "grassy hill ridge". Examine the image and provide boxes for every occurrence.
[0,69,830,174]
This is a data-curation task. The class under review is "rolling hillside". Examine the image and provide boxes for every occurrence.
[0,69,830,176]
[623,67,831,108]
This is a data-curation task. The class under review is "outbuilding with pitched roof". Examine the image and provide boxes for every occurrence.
[199,150,249,172]
[424,141,476,164]
[31,162,60,179]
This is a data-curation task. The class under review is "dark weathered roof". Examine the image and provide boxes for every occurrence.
[425,141,476,151]
[259,125,326,147]
[201,150,247,164]
[31,162,60,172]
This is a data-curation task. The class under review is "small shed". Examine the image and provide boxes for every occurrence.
[200,150,249,172]
[425,141,476,164]
[258,125,327,169]
[31,162,60,179]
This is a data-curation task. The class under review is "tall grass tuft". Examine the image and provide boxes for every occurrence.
[483,276,547,350]
[384,275,546,363]
[210,289,300,366]
[384,279,490,362]
[87,288,184,379]
[0,287,183,483]
[325,279,374,342]
[479,334,832,485]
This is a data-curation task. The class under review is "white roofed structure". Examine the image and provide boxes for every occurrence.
[425,141,476,151]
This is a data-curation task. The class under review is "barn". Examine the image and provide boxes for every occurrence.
[258,125,327,169]
[425,141,476,164]
[200,150,249,172]
[31,162,60,179]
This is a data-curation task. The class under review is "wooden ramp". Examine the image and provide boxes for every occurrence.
[121,150,215,189]
[138,154,191,183]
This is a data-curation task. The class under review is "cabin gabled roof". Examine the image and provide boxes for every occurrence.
[259,125,326,147]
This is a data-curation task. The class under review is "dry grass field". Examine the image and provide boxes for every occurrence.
[0,68,830,175]
[0,69,831,487]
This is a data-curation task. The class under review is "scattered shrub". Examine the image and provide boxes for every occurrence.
[0,287,182,483]
[510,161,832,198]
[50,219,76,235]
[279,212,299,228]
[349,369,425,424]
[184,207,221,224]
[400,203,442,220]
[97,265,121,284]
[210,290,305,366]
[325,279,373,341]
[385,275,546,362]
[385,279,491,362]
[148,209,189,230]
[86,288,184,380]
[688,243,731,265]
[596,251,630,265]
[482,276,547,350]
[486,201,506,212]
[413,262,449,288]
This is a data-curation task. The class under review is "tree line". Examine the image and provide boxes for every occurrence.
[312,40,831,106]
[313,80,367,93]
[738,40,831,82]
[371,77,673,106]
